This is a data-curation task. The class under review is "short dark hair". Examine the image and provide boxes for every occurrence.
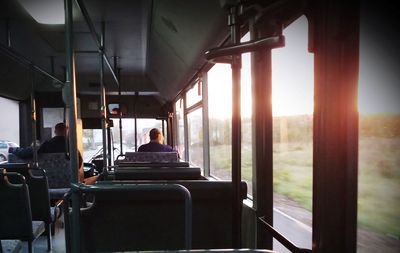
[55,122,67,135]
[149,128,161,140]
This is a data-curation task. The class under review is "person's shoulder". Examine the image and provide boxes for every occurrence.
[138,143,148,152]
[162,144,174,152]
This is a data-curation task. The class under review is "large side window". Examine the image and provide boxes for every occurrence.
[208,64,232,180]
[271,15,313,251]
[357,3,400,252]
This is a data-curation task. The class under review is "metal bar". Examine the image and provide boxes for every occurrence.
[183,94,189,161]
[74,0,101,48]
[134,92,138,152]
[229,5,242,248]
[70,183,193,249]
[205,35,284,63]
[258,217,312,253]
[103,54,120,87]
[0,43,64,85]
[64,1,80,253]
[74,0,120,88]
[114,58,123,155]
[30,70,38,166]
[250,18,275,249]
[167,112,173,147]
[100,21,108,172]
[201,73,211,177]
[162,119,165,138]
[185,100,202,114]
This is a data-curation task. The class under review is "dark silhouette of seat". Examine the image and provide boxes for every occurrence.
[64,180,247,252]
[0,169,45,253]
[1,163,59,250]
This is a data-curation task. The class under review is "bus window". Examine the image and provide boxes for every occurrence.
[187,108,203,169]
[357,3,400,251]
[112,118,136,154]
[208,64,232,180]
[175,99,185,160]
[42,108,64,140]
[207,32,253,195]
[136,118,163,148]
[82,129,103,162]
[186,82,202,108]
[0,97,20,147]
[271,15,314,251]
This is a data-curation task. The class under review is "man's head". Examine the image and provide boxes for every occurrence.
[54,122,68,137]
[149,128,164,144]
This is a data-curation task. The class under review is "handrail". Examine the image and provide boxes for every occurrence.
[0,43,64,86]
[258,217,312,253]
[74,0,120,88]
[67,183,193,250]
[205,35,285,64]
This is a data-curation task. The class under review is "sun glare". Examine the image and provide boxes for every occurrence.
[208,16,314,119]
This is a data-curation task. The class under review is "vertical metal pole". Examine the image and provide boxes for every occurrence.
[250,18,274,249]
[183,94,189,161]
[162,120,165,140]
[100,21,108,170]
[30,70,38,166]
[116,65,123,155]
[134,92,138,151]
[202,74,211,177]
[167,112,174,147]
[229,6,242,248]
[64,0,80,251]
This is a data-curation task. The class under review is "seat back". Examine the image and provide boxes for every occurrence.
[114,166,202,180]
[70,180,246,251]
[65,185,190,252]
[121,152,179,163]
[0,169,34,241]
[1,164,52,224]
[38,153,71,189]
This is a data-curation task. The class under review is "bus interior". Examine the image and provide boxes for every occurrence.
[0,0,399,252]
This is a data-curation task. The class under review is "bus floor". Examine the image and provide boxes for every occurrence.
[20,217,66,253]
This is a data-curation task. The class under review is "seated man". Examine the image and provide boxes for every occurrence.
[11,122,97,184]
[138,128,174,152]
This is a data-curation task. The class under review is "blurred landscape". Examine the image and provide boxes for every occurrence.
[210,113,400,238]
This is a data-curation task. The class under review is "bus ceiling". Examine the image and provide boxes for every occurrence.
[0,0,309,102]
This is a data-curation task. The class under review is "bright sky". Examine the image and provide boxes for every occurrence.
[208,16,313,118]
[208,14,400,118]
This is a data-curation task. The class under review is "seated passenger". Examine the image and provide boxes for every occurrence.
[10,122,97,184]
[138,128,174,152]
